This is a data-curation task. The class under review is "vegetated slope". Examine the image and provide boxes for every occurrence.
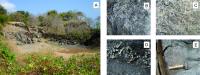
[107,0,150,35]
[162,40,200,75]
[0,23,100,74]
[157,0,200,35]
[0,4,100,74]
[107,40,150,75]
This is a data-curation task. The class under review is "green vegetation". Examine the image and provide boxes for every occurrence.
[0,4,100,75]
[0,5,8,32]
[8,11,30,24]
[0,49,100,74]
[0,37,100,74]
[21,53,100,75]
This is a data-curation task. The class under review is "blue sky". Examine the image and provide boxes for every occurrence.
[0,0,100,19]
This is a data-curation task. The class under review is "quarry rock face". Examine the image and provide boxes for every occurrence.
[157,0,200,35]
[3,23,41,45]
[107,0,150,35]
[107,40,150,75]
[162,40,200,75]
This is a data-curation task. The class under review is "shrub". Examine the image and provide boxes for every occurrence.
[19,53,100,75]
[0,15,8,24]
[0,5,7,15]
[47,10,57,16]
[8,11,30,24]
[65,20,92,43]
[27,15,40,27]
[41,15,65,36]
[0,39,18,74]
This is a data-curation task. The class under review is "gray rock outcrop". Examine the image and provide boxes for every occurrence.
[157,0,200,35]
[107,0,150,35]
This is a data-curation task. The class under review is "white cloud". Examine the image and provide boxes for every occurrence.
[0,0,16,12]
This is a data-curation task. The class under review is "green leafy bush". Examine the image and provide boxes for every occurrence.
[0,15,8,24]
[19,53,100,75]
[0,5,7,15]
[8,11,30,24]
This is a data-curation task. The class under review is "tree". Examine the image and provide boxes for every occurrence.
[9,11,30,24]
[42,15,65,35]
[0,5,7,15]
[27,15,39,27]
[0,5,8,27]
[47,10,57,16]
[60,11,85,21]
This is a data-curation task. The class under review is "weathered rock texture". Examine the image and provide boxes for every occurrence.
[161,40,200,75]
[3,23,41,45]
[107,40,150,75]
[157,0,200,35]
[107,0,150,35]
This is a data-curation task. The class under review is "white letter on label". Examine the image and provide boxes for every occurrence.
[144,2,149,10]
[193,2,198,9]
[93,2,100,8]
[144,41,150,48]
[193,41,199,48]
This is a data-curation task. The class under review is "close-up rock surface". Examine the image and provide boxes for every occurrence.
[107,40,150,75]
[107,0,150,35]
[157,40,200,75]
[157,0,200,35]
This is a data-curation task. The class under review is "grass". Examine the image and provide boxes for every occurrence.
[0,37,100,75]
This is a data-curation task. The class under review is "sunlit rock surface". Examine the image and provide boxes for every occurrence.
[157,0,200,35]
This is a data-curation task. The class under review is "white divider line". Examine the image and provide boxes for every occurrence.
[156,35,200,40]
[107,35,151,40]
[151,0,156,75]
[101,0,107,75]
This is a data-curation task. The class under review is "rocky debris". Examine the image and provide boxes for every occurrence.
[107,0,150,35]
[15,31,41,45]
[49,38,78,45]
[4,22,79,46]
[157,0,200,35]
[107,40,150,75]
[161,40,200,75]
[8,22,26,27]
[3,22,42,45]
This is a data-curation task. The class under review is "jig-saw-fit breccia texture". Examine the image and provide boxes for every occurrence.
[107,40,151,75]
[157,0,200,35]
[107,0,150,35]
